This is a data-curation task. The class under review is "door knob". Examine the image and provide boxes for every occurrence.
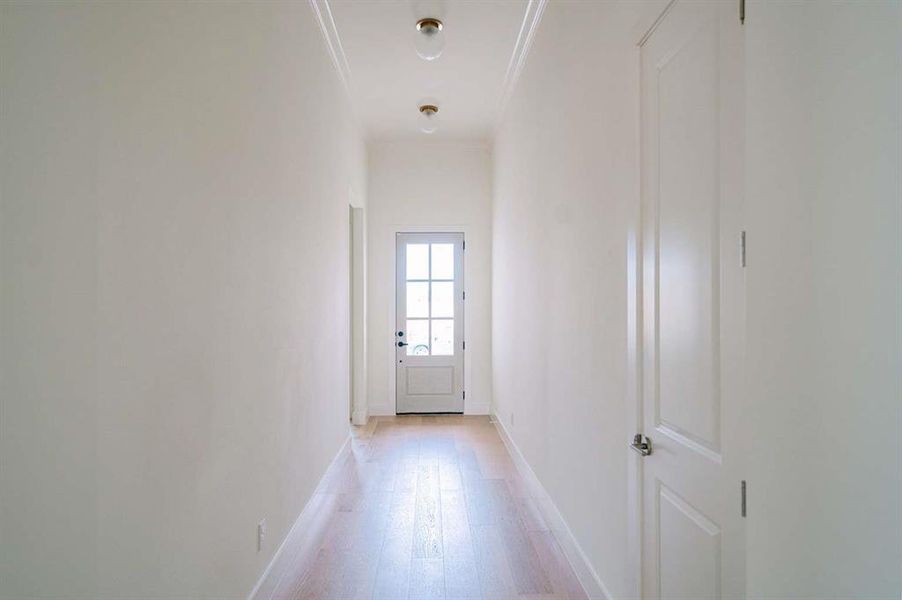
[630,434,652,456]
[397,341,408,347]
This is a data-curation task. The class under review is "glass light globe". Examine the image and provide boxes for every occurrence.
[415,18,445,61]
[418,105,439,134]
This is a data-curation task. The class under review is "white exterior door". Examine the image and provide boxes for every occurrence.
[395,233,464,413]
[639,1,745,598]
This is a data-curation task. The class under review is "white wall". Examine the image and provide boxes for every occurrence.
[367,141,492,415]
[744,1,902,597]
[0,2,365,597]
[492,2,651,597]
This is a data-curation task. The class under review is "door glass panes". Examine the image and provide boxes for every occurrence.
[406,282,429,318]
[430,282,454,318]
[406,319,429,356]
[431,319,454,355]
[406,244,429,280]
[402,239,459,356]
[430,243,454,280]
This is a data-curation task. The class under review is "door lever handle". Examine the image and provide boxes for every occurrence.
[397,341,408,347]
[631,434,652,456]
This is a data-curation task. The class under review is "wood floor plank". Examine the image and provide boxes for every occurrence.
[441,489,482,599]
[408,558,445,600]
[397,453,421,493]
[510,493,549,533]
[498,518,554,595]
[412,464,442,559]
[439,458,463,491]
[528,530,589,600]
[465,478,517,527]
[372,491,416,600]
[472,525,518,599]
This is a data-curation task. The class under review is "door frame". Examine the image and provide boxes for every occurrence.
[386,224,471,415]
[349,191,367,426]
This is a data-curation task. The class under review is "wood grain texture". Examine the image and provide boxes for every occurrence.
[260,416,585,600]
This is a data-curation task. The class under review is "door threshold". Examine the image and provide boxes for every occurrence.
[395,412,464,416]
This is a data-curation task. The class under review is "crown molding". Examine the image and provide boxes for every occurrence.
[308,0,352,95]
[495,0,548,130]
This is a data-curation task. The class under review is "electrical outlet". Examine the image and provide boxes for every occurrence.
[257,519,266,552]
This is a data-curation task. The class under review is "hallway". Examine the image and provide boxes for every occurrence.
[2,1,900,598]
[259,417,585,600]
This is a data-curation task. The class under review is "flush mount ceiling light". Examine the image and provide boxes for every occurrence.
[415,18,445,61]
[418,104,439,134]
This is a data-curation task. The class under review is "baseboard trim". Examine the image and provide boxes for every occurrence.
[351,409,368,426]
[368,403,395,417]
[247,434,352,600]
[492,415,615,600]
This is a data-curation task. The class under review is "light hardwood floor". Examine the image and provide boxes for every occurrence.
[257,416,587,600]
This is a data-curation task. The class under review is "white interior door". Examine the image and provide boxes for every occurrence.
[396,233,464,413]
[639,1,745,598]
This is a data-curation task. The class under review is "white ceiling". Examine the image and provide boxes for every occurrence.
[325,0,532,141]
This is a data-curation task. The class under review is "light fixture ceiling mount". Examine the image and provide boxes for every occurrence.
[418,104,439,134]
[415,18,445,61]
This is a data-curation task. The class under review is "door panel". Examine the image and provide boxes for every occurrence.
[659,483,722,599]
[396,233,464,413]
[656,14,721,454]
[406,366,454,395]
[640,1,744,598]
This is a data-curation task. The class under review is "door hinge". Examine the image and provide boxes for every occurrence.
[740,230,747,267]
[463,390,466,400]
[462,290,466,300]
[739,0,745,24]
[462,340,466,350]
[741,480,747,517]
[463,240,466,250]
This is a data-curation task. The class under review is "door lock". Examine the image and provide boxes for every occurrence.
[630,434,652,456]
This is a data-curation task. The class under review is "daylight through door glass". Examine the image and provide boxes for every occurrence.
[430,244,454,279]
[406,319,429,356]
[406,244,429,280]
[405,242,456,356]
